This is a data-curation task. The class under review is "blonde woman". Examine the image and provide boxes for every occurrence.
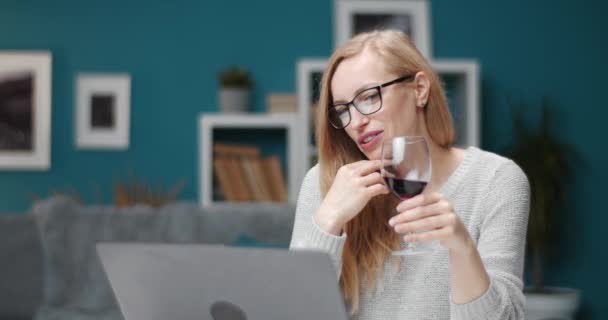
[290,30,530,319]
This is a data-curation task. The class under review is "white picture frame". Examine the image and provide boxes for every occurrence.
[335,0,432,58]
[75,73,131,150]
[0,51,52,170]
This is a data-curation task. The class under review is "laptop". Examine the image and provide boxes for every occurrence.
[96,243,349,320]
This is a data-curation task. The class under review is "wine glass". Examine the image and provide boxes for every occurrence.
[381,136,435,256]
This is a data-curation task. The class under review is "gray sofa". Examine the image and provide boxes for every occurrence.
[0,196,295,320]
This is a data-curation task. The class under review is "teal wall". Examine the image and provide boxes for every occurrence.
[1,0,606,318]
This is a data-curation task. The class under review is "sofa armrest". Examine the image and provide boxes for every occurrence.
[0,214,43,319]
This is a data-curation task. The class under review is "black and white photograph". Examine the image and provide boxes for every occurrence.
[0,70,33,151]
[335,0,432,58]
[353,13,413,38]
[0,52,51,170]
[90,94,116,129]
[76,74,131,149]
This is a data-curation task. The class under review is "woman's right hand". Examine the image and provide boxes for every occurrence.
[314,160,389,235]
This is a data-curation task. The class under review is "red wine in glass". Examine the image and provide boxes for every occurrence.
[384,177,427,200]
[381,136,434,256]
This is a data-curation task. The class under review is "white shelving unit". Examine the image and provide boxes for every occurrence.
[296,58,481,170]
[297,58,327,179]
[198,113,299,207]
[197,60,479,207]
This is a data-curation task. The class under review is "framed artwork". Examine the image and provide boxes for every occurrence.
[0,51,52,170]
[75,74,131,149]
[431,59,480,148]
[335,0,432,58]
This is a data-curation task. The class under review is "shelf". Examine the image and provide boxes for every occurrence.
[296,58,480,160]
[200,113,298,127]
[198,113,300,207]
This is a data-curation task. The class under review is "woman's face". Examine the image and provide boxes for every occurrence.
[330,49,422,160]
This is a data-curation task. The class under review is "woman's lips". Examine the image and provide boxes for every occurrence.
[358,130,383,152]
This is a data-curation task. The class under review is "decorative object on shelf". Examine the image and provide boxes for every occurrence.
[335,0,432,58]
[503,99,582,320]
[266,93,297,114]
[431,59,480,148]
[0,51,52,170]
[75,73,131,150]
[218,66,253,113]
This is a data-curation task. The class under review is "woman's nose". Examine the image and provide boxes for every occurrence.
[349,105,370,129]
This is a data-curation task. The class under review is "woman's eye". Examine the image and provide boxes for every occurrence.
[365,92,380,102]
[334,105,348,113]
[359,92,379,104]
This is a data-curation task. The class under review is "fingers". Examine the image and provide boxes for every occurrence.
[390,198,451,226]
[396,192,443,212]
[403,226,454,243]
[393,213,457,235]
[359,170,385,187]
[335,160,388,198]
[349,159,383,175]
[365,182,389,198]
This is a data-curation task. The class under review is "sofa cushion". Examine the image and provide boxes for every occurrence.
[201,202,295,245]
[33,197,206,320]
[0,214,43,319]
[32,196,295,320]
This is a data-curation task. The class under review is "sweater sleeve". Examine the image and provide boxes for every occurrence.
[450,160,530,320]
[289,165,346,276]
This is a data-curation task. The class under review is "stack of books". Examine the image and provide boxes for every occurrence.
[212,143,288,202]
[266,93,297,113]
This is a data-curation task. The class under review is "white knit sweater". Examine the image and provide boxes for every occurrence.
[289,147,530,319]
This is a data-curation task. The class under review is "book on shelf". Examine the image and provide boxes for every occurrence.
[213,157,236,201]
[262,156,288,202]
[212,143,287,203]
[241,157,274,202]
[213,143,260,157]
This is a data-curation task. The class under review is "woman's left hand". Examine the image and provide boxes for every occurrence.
[388,192,473,253]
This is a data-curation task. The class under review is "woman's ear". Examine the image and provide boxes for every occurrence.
[414,71,431,108]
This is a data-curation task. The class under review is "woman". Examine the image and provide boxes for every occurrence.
[289,30,530,320]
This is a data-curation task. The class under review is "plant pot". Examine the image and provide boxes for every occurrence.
[219,87,250,113]
[525,287,580,320]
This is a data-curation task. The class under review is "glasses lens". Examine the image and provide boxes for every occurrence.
[354,88,381,114]
[328,105,350,128]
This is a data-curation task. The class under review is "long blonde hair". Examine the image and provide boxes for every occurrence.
[316,30,455,314]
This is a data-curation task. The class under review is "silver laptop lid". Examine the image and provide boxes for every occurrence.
[97,243,349,320]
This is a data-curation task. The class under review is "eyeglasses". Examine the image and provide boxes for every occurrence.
[328,74,416,129]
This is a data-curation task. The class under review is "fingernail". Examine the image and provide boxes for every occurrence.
[388,218,395,226]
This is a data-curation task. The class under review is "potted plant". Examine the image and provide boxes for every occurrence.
[503,98,582,320]
[218,66,253,113]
